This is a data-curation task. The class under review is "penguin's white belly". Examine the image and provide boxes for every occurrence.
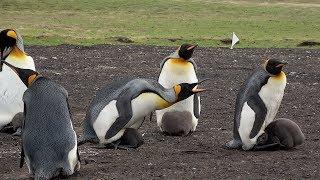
[93,100,120,144]
[67,144,77,172]
[156,64,199,130]
[93,94,158,144]
[239,76,286,150]
[238,102,259,150]
[0,66,27,129]
[67,130,78,173]
[126,94,158,129]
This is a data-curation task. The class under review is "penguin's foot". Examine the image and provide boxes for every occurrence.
[225,139,242,150]
[96,143,107,149]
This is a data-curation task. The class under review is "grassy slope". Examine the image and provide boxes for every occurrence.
[0,0,319,48]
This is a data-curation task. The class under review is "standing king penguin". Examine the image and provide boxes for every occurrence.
[79,78,205,149]
[0,61,80,179]
[156,44,200,136]
[226,58,287,150]
[0,29,35,131]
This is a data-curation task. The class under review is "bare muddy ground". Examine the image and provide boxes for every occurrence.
[1,45,319,179]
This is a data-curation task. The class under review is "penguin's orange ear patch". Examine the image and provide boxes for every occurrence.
[174,85,181,95]
[7,30,17,39]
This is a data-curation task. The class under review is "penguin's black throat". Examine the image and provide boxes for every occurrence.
[0,60,38,87]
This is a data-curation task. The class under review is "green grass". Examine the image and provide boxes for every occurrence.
[1,0,319,48]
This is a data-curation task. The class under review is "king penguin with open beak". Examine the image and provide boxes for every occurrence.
[226,58,288,150]
[0,29,35,133]
[156,44,200,136]
[79,78,206,149]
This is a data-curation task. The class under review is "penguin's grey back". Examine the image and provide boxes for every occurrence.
[22,77,76,178]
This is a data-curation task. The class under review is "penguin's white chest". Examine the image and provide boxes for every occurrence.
[93,93,160,143]
[0,66,27,128]
[258,75,286,128]
[157,59,199,130]
[0,55,35,129]
[159,60,198,88]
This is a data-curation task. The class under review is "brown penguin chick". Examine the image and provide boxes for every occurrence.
[255,118,305,150]
[119,128,144,148]
[266,118,305,148]
[0,112,23,134]
[161,111,193,136]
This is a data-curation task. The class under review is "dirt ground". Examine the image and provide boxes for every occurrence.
[1,45,319,179]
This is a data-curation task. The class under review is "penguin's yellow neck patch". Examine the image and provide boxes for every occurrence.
[28,74,38,87]
[272,71,286,81]
[8,46,27,59]
[168,58,191,66]
[156,97,173,109]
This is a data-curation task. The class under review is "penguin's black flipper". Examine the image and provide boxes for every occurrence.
[105,90,133,139]
[193,93,200,118]
[248,94,267,139]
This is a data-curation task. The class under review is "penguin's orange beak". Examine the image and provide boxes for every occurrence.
[187,45,197,51]
[276,62,287,68]
[192,86,206,93]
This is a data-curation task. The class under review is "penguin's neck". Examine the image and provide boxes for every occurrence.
[7,46,28,61]
[137,93,174,110]
[168,58,190,66]
[270,71,286,82]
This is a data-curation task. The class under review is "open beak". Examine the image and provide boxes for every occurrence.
[276,62,288,68]
[192,86,206,93]
[187,44,197,51]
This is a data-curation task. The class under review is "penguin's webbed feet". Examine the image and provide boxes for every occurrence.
[225,139,242,150]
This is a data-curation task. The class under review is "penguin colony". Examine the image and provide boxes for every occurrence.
[0,29,305,179]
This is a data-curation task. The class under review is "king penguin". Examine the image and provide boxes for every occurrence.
[0,29,35,132]
[226,58,287,150]
[0,61,80,179]
[79,78,205,149]
[156,44,200,136]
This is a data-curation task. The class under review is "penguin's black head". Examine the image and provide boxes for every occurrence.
[263,59,287,76]
[174,82,206,102]
[0,60,38,87]
[178,44,197,60]
[0,29,18,61]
